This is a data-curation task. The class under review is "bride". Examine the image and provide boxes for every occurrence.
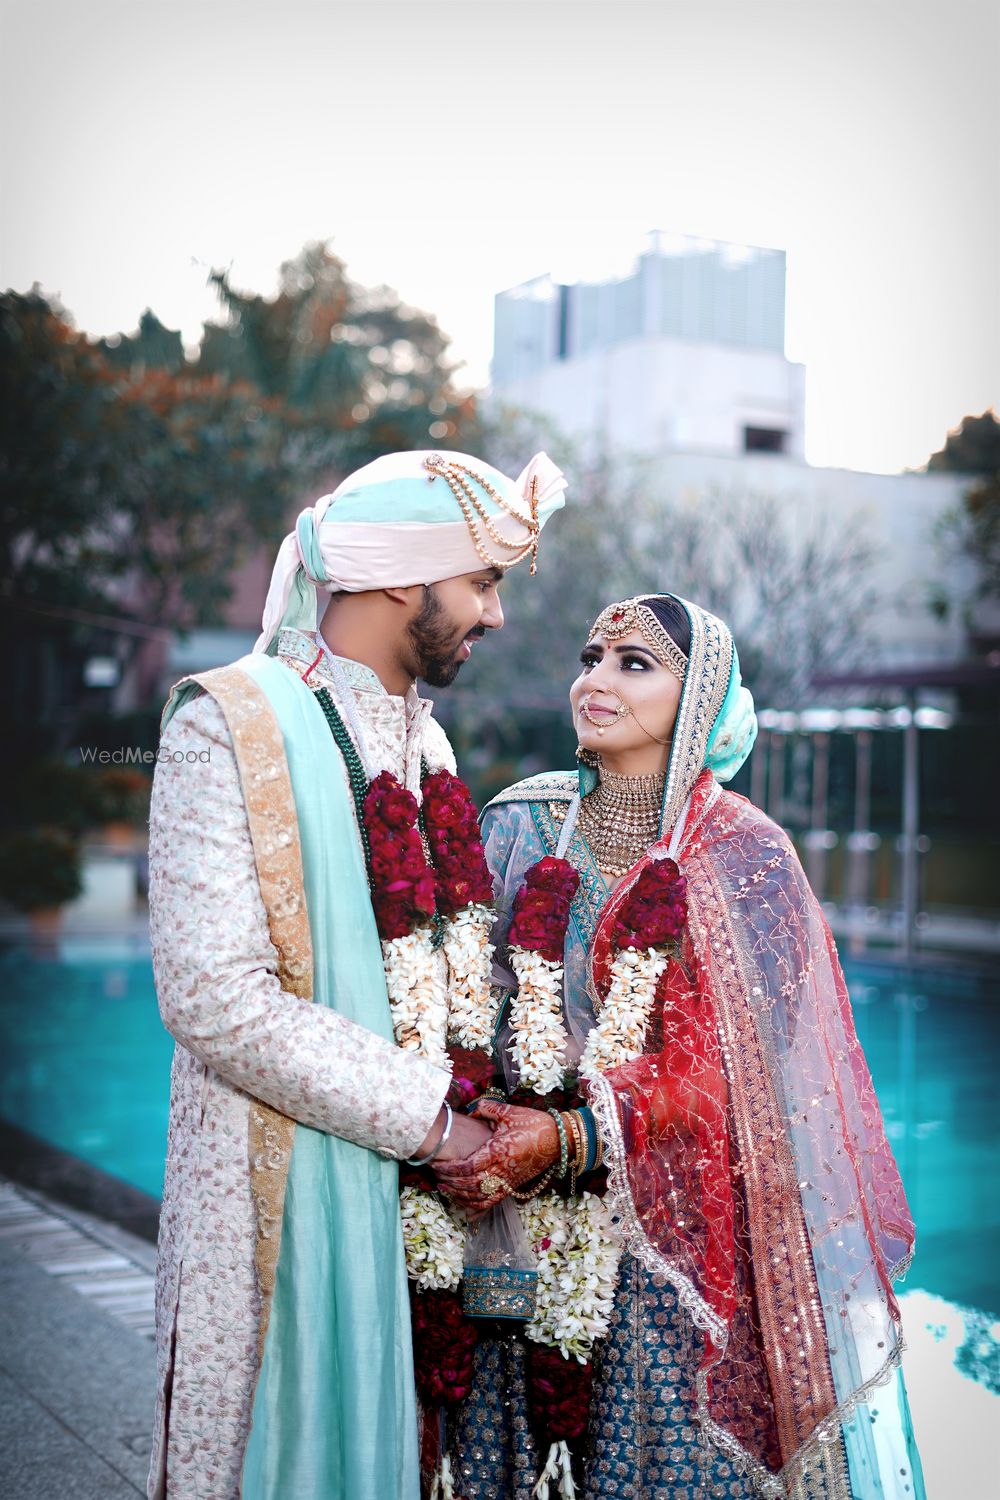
[432,593,924,1500]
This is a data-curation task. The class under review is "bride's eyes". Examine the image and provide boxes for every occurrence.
[578,650,649,672]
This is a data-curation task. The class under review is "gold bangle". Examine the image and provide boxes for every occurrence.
[565,1111,578,1196]
[568,1110,586,1168]
[567,1110,585,1197]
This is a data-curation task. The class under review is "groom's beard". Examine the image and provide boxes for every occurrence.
[407,586,484,688]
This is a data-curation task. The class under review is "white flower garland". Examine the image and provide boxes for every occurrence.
[383,929,450,1070]
[520,1190,622,1362]
[400,1183,465,1291]
[389,902,494,1290]
[519,1190,624,1500]
[384,911,495,1067]
[443,901,497,1049]
[580,945,668,1074]
[509,949,569,1094]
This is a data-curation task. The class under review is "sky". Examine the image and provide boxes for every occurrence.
[1,0,997,474]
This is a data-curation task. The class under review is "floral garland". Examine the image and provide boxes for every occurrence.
[400,1183,465,1292]
[581,858,687,1072]
[520,1190,621,1362]
[359,767,500,1496]
[422,770,498,1050]
[363,769,495,1069]
[359,750,690,1493]
[499,851,688,1496]
[506,857,580,1093]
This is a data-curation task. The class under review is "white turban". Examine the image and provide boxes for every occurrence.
[255,448,567,654]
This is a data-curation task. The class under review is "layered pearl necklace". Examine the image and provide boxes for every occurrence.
[576,767,667,879]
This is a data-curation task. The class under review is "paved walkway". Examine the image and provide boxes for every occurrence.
[0,1179,156,1499]
[0,1179,995,1497]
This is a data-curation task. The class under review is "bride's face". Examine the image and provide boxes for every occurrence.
[570,628,683,770]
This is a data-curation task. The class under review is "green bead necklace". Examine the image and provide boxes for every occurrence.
[314,687,372,874]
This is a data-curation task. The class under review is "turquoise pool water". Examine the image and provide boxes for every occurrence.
[0,939,174,1199]
[0,941,997,1317]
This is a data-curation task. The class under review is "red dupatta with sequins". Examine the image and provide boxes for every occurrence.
[583,769,914,1495]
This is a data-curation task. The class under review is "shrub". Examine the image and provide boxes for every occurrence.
[88,767,151,825]
[0,828,83,911]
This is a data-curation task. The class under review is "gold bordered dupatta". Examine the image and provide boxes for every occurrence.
[575,598,913,1497]
[164,665,308,1352]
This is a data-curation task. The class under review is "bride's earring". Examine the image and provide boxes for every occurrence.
[575,745,601,767]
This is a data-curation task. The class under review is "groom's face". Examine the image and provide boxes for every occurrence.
[406,568,505,687]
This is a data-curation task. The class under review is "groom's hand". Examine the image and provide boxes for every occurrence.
[433,1100,560,1211]
[436,1110,492,1163]
[411,1105,490,1166]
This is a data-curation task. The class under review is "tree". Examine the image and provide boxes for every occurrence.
[927,411,1000,477]
[0,288,297,632]
[97,309,185,374]
[0,288,305,760]
[196,242,476,474]
[927,411,1000,626]
[1,246,480,758]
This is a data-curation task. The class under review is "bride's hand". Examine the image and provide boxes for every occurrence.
[432,1099,559,1211]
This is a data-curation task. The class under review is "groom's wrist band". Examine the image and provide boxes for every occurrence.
[407,1100,453,1166]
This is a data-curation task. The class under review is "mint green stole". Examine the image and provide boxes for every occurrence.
[199,655,418,1499]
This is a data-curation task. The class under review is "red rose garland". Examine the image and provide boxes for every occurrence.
[410,1285,478,1406]
[503,853,691,1493]
[583,855,687,1075]
[528,1342,592,1444]
[421,769,494,914]
[609,856,686,952]
[506,855,580,1095]
[361,792,690,1495]
[361,768,496,938]
[363,772,436,940]
[508,855,580,961]
[361,766,498,1500]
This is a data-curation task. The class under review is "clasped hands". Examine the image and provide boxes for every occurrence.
[429,1099,561,1214]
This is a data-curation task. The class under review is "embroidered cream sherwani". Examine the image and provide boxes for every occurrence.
[147,636,453,1499]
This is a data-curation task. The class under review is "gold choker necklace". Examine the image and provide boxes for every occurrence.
[576,768,666,879]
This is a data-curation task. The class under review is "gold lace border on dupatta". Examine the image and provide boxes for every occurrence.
[583,787,854,1499]
[685,835,851,1499]
[185,665,312,1359]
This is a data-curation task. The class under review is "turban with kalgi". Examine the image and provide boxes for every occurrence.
[254,448,567,654]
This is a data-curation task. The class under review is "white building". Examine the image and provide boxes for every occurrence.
[490,236,972,669]
[492,235,806,459]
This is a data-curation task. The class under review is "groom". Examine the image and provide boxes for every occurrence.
[147,448,566,1499]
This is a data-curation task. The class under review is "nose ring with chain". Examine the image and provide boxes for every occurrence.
[580,692,631,736]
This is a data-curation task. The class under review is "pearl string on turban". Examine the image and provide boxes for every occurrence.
[254,449,567,654]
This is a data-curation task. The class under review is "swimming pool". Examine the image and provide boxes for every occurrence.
[0,940,996,1315]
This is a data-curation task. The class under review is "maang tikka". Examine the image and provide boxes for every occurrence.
[588,598,688,684]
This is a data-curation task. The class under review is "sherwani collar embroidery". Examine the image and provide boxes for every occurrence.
[277,625,432,796]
